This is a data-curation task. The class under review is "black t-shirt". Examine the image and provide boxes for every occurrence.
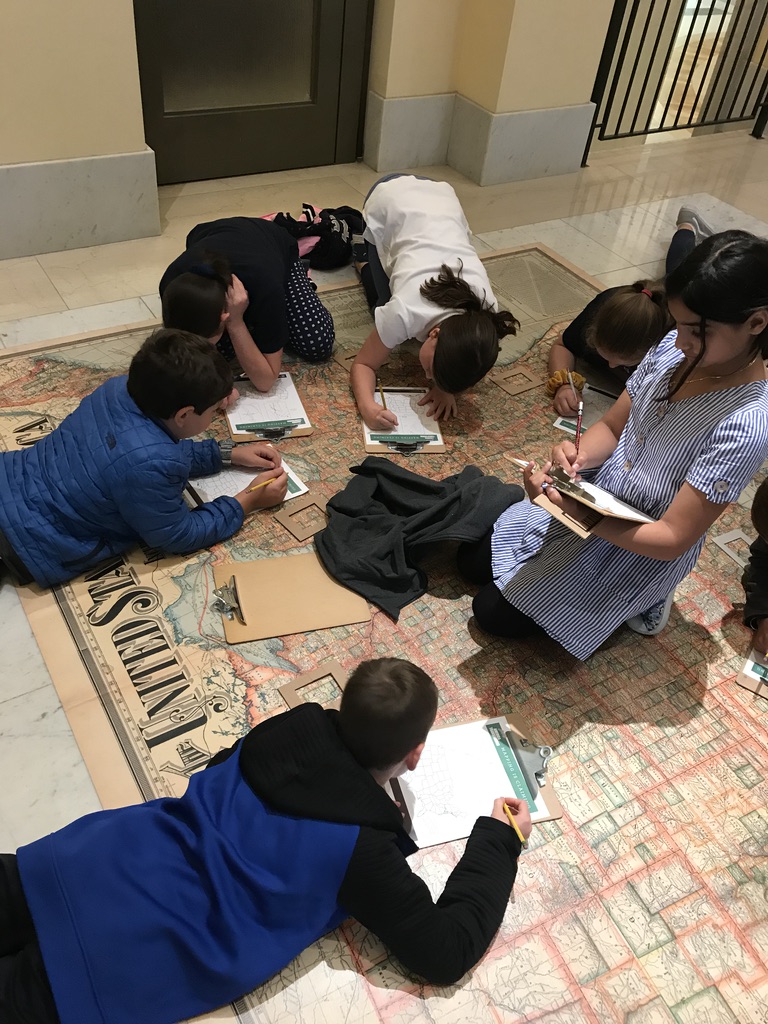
[562,287,635,383]
[159,217,299,355]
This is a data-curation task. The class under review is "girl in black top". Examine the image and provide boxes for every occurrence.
[160,217,335,391]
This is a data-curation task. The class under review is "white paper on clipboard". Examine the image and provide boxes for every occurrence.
[388,716,557,848]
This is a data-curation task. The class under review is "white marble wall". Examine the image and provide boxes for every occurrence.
[0,148,161,260]
[363,92,455,173]
[364,90,596,186]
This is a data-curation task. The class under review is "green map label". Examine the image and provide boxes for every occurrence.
[235,418,305,430]
[369,433,438,443]
[486,722,535,810]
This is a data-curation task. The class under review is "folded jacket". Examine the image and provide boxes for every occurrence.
[315,456,524,618]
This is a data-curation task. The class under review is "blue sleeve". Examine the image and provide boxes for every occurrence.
[113,455,244,554]
[687,412,768,504]
[180,438,223,479]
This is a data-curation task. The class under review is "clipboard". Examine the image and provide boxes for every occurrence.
[389,712,562,847]
[363,387,446,455]
[541,467,656,527]
[226,372,313,442]
[212,551,370,643]
[736,648,768,699]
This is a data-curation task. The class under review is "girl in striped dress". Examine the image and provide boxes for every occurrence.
[458,231,768,660]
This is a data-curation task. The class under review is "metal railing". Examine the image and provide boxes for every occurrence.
[583,0,768,163]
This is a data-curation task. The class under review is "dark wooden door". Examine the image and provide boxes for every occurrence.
[133,0,372,184]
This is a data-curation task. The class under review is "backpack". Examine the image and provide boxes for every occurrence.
[273,204,364,269]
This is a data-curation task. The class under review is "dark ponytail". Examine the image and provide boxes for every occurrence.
[587,279,672,364]
[161,253,232,339]
[420,263,519,394]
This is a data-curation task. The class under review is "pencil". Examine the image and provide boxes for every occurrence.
[245,478,272,494]
[567,370,579,402]
[503,803,527,844]
[378,380,387,410]
[574,399,584,458]
[510,457,531,470]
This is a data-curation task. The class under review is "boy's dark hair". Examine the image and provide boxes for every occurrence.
[752,479,768,542]
[161,255,232,338]
[587,279,672,364]
[338,658,438,770]
[127,329,234,419]
[420,263,519,393]
[665,230,768,395]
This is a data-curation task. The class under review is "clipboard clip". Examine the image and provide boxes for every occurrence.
[385,441,424,457]
[259,426,291,441]
[213,574,246,625]
[505,731,554,796]
[13,414,57,446]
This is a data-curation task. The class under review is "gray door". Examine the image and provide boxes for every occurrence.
[133,0,373,184]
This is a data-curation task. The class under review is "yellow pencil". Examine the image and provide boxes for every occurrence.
[503,803,527,844]
[378,380,387,410]
[245,478,272,494]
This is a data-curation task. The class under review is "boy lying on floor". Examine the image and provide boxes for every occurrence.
[0,329,287,588]
[1,657,530,1024]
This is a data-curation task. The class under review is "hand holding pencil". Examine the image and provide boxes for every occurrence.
[492,796,532,842]
[235,466,288,513]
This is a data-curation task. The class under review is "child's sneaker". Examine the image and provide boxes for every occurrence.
[676,206,714,245]
[626,591,675,636]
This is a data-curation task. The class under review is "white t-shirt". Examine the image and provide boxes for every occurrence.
[363,176,499,350]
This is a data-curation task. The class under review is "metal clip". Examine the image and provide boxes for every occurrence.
[505,732,554,798]
[13,414,57,446]
[386,441,424,457]
[213,574,246,625]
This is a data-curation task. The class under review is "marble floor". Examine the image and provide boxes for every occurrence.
[2,130,768,851]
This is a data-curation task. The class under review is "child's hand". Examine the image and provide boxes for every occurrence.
[231,442,282,471]
[491,796,532,840]
[418,386,457,421]
[226,274,249,323]
[363,402,399,430]
[553,385,580,416]
[236,467,288,512]
[551,440,581,478]
[523,460,553,501]
[219,387,240,412]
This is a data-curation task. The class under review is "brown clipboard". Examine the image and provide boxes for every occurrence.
[225,374,314,442]
[212,552,370,643]
[363,387,446,455]
[736,647,768,699]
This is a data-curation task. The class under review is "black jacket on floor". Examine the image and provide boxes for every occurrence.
[743,536,768,627]
[315,457,524,618]
[209,704,522,987]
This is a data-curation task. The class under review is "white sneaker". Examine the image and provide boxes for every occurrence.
[676,206,715,245]
[626,591,675,636]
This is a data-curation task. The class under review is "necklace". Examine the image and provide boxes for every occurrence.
[672,351,761,389]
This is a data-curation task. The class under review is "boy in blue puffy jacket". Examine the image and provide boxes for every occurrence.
[1,657,530,1024]
[0,329,287,588]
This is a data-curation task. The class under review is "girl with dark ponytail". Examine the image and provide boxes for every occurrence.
[159,217,335,392]
[351,176,519,428]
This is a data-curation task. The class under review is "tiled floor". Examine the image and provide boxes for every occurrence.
[2,129,768,851]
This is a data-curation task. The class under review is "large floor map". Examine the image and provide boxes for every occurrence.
[1,248,766,1024]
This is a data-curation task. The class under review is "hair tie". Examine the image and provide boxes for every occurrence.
[641,288,653,298]
[188,263,218,280]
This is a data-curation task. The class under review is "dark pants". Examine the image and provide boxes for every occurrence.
[665,227,697,277]
[0,856,59,1024]
[457,531,540,640]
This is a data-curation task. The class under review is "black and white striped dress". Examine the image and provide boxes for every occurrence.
[491,330,768,659]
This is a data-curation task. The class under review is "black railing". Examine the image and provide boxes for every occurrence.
[583,0,768,164]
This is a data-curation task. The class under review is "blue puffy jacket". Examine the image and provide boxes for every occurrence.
[0,375,244,586]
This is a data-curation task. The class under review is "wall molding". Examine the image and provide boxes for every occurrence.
[0,148,160,260]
